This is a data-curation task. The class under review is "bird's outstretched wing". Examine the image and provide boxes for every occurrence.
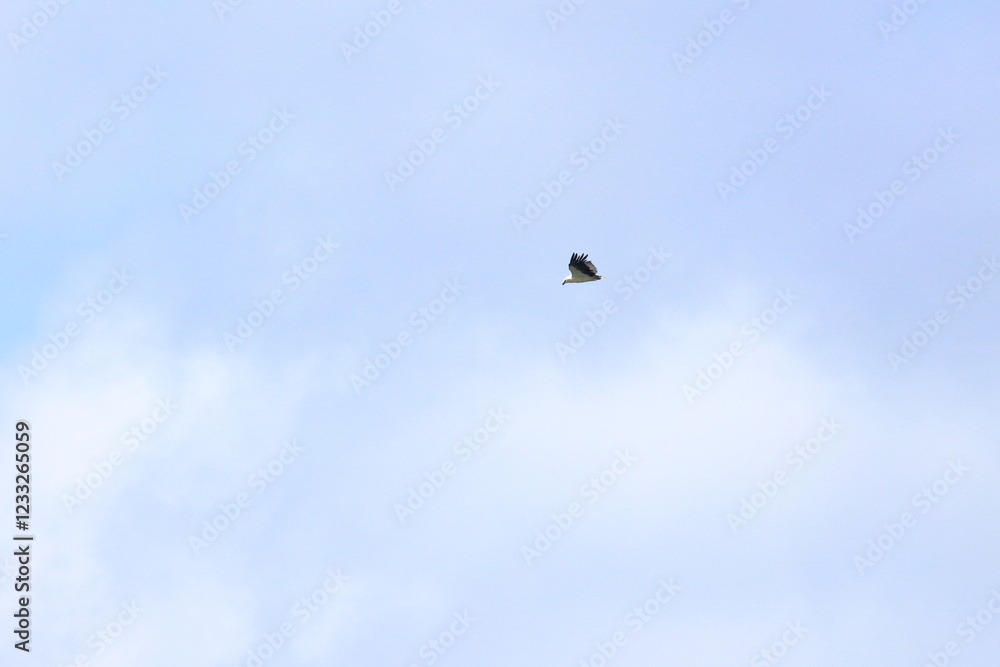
[568,252,600,279]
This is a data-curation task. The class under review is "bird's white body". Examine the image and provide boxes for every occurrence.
[563,272,603,284]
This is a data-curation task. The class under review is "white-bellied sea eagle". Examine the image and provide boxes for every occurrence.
[562,253,604,284]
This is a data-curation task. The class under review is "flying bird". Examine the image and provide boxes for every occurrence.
[562,253,604,285]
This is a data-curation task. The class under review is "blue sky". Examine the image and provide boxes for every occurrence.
[3,0,1000,665]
